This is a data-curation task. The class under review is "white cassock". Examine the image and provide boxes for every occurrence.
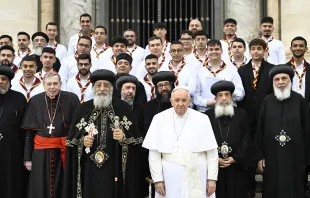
[193,60,245,112]
[144,40,172,60]
[139,75,156,102]
[11,76,45,101]
[98,53,117,74]
[47,42,67,64]
[143,108,218,198]
[135,55,171,79]
[128,44,145,76]
[159,59,198,96]
[58,54,99,90]
[220,39,251,62]
[66,74,93,102]
[261,36,286,65]
[67,33,95,56]
[14,49,32,66]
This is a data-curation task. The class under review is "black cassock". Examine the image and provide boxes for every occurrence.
[0,90,27,198]
[205,107,251,198]
[22,91,80,198]
[255,92,310,198]
[65,98,143,198]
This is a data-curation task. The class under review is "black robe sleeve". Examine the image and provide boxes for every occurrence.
[300,95,310,165]
[254,98,267,162]
[24,130,35,161]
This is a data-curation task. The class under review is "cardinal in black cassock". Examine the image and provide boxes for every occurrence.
[205,80,251,198]
[22,72,80,198]
[0,66,27,198]
[255,65,310,198]
[65,69,143,198]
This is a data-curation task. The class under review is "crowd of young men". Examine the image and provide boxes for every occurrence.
[0,12,309,198]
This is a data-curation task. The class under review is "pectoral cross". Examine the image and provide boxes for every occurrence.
[173,141,180,153]
[47,123,55,134]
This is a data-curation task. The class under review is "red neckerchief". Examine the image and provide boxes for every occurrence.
[75,73,91,103]
[93,44,110,58]
[17,48,31,58]
[19,77,42,101]
[143,74,155,100]
[230,56,247,69]
[11,64,19,73]
[127,44,138,56]
[205,61,227,77]
[222,34,237,57]
[168,59,186,86]
[193,47,208,64]
[261,36,273,56]
[290,57,307,90]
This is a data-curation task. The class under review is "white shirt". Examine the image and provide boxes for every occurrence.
[47,42,67,64]
[229,56,249,69]
[90,43,112,60]
[139,74,156,102]
[58,54,99,90]
[291,60,306,97]
[194,60,245,112]
[67,33,95,56]
[220,38,251,62]
[144,40,172,60]
[14,49,32,66]
[135,55,171,79]
[66,74,93,102]
[159,59,198,96]
[261,36,286,65]
[11,76,45,101]
[128,44,145,76]
[12,69,23,82]
[98,53,117,74]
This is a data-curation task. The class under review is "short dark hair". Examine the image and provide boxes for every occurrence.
[46,22,58,30]
[261,16,274,24]
[291,36,307,47]
[77,53,92,63]
[0,45,15,54]
[17,32,30,40]
[145,54,158,61]
[78,36,93,46]
[80,13,92,21]
[180,30,192,37]
[148,36,162,45]
[0,35,13,42]
[153,22,167,30]
[231,38,246,49]
[111,36,128,47]
[207,39,222,48]
[170,40,183,46]
[224,18,237,25]
[249,38,267,50]
[21,55,38,66]
[95,25,108,35]
[41,47,56,56]
[193,30,208,39]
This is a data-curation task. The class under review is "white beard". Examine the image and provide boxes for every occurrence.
[215,101,234,118]
[273,81,292,101]
[33,46,44,56]
[93,89,113,109]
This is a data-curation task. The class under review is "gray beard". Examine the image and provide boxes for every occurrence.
[273,82,292,101]
[93,94,112,109]
[214,101,234,118]
[33,46,44,56]
[0,82,10,95]
[121,93,134,106]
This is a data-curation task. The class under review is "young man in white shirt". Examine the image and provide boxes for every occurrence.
[14,32,31,66]
[11,55,44,101]
[229,38,249,68]
[91,25,111,60]
[123,29,145,75]
[192,30,209,67]
[35,47,57,81]
[46,22,67,64]
[260,16,286,65]
[66,53,93,103]
[194,39,245,112]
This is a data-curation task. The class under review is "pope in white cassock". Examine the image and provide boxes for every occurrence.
[143,86,219,198]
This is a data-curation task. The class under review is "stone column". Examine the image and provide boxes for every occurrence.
[59,0,94,47]
[225,0,261,42]
[39,0,55,31]
[266,0,280,40]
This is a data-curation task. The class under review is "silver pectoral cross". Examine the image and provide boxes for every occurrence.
[173,141,180,153]
[275,129,291,147]
[47,123,55,134]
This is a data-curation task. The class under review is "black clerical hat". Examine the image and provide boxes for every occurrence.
[31,32,49,43]
[116,53,133,65]
[90,69,116,84]
[152,71,176,85]
[116,74,139,90]
[269,64,295,80]
[0,65,15,80]
[211,80,235,96]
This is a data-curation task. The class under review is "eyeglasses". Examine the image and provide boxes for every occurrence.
[180,38,192,41]
[78,43,90,49]
[124,35,136,38]
[44,82,60,87]
[78,63,90,67]
[157,82,171,89]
